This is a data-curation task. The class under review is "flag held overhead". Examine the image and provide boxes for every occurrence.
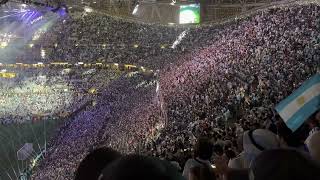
[275,74,320,132]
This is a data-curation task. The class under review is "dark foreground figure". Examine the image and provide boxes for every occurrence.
[75,141,320,180]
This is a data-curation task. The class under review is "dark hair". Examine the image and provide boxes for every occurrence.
[276,121,303,147]
[225,149,236,160]
[194,137,213,160]
[308,112,320,127]
[251,149,320,180]
[267,122,277,134]
[75,147,121,180]
[213,144,224,156]
[101,155,184,180]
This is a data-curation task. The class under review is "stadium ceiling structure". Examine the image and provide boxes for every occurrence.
[0,0,65,7]
[60,0,279,23]
[0,0,279,23]
[111,0,279,23]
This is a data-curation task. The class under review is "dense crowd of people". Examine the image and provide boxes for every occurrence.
[0,69,77,124]
[22,12,186,69]
[140,2,320,167]
[31,69,158,179]
[30,1,320,179]
[0,68,123,125]
[0,0,319,179]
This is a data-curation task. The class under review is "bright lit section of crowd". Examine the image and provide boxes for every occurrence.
[0,1,320,180]
[0,67,123,125]
[0,69,75,124]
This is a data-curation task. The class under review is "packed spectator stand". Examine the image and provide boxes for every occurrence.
[36,1,320,179]
[0,0,319,180]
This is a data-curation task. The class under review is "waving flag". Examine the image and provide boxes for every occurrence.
[275,74,320,132]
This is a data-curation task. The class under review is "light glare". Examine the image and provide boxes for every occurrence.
[132,5,139,15]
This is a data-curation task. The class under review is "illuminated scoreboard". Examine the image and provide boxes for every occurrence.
[179,4,200,24]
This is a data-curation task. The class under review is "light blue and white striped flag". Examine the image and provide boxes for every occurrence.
[275,74,320,132]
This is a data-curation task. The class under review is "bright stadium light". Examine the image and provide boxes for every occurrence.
[21,4,27,8]
[180,10,196,24]
[41,49,46,59]
[132,4,139,15]
[31,16,43,25]
[31,159,36,167]
[84,6,93,13]
[0,41,8,48]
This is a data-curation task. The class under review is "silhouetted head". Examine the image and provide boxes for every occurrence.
[250,149,320,180]
[101,154,184,180]
[194,137,213,160]
[75,147,121,180]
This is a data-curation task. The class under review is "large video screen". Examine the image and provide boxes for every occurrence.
[179,4,200,24]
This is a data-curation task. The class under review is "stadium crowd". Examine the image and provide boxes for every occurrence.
[31,70,158,179]
[0,1,319,180]
[0,68,124,125]
[24,13,185,69]
[0,69,76,124]
[141,2,320,168]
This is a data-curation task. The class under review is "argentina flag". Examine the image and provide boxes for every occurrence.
[275,74,320,132]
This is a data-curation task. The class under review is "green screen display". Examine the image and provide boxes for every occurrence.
[179,4,200,24]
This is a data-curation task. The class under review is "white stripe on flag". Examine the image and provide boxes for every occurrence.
[279,83,320,122]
